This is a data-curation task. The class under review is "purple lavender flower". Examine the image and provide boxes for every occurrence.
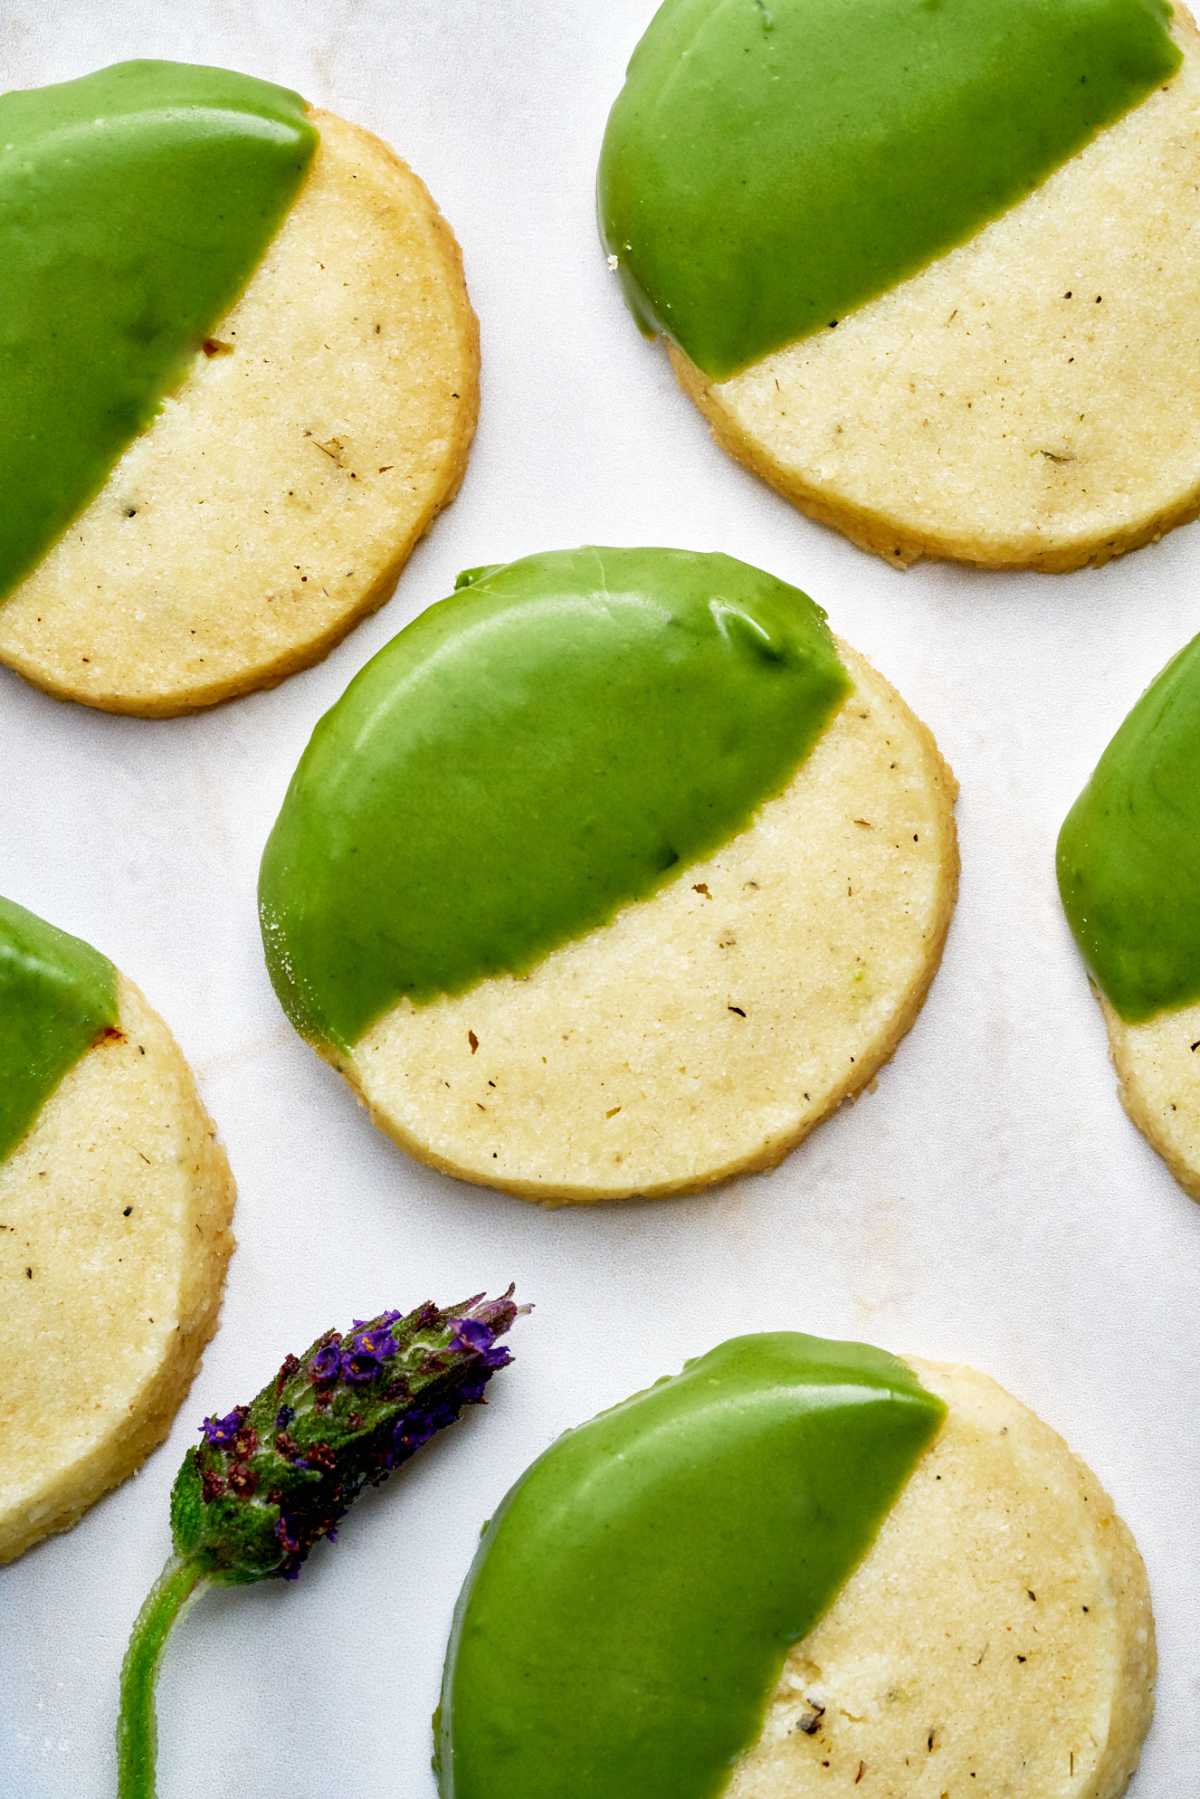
[450,1315,514,1370]
[347,1323,398,1358]
[171,1288,527,1584]
[310,1341,342,1384]
[392,1411,439,1460]
[341,1349,385,1384]
[199,1408,246,1448]
[339,1321,400,1384]
[121,1290,527,1799]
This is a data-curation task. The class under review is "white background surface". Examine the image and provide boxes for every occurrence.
[1,2,1198,1793]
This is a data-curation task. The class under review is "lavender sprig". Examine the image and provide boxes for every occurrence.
[117,1290,525,1799]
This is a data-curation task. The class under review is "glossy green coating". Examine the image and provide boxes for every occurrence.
[1058,632,1200,1022]
[0,60,316,598]
[435,1332,945,1799]
[0,896,117,1163]
[598,0,1180,380]
[258,547,850,1054]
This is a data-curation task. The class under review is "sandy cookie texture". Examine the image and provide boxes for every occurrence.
[0,977,234,1563]
[345,644,957,1202]
[730,1360,1155,1799]
[1100,995,1200,1200]
[0,108,478,715]
[675,7,1200,571]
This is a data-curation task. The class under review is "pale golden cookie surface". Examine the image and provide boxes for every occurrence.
[675,8,1200,571]
[342,644,957,1203]
[731,1360,1155,1799]
[0,977,234,1562]
[0,108,479,715]
[1099,994,1200,1202]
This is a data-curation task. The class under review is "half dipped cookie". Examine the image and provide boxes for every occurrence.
[600,0,1199,571]
[1059,632,1200,1200]
[437,1333,1155,1799]
[0,898,234,1561]
[259,548,957,1202]
[0,61,477,714]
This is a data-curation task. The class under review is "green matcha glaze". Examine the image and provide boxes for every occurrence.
[435,1332,945,1799]
[1058,632,1200,1022]
[0,60,316,598]
[0,896,117,1164]
[598,0,1180,380]
[258,547,850,1054]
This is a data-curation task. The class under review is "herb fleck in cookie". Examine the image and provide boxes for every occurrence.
[0,898,235,1562]
[600,0,1200,571]
[0,61,478,715]
[260,548,957,1202]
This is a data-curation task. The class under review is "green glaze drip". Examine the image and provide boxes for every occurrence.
[1058,632,1200,1022]
[598,0,1180,380]
[258,547,850,1054]
[0,896,118,1164]
[435,1332,945,1799]
[0,60,316,598]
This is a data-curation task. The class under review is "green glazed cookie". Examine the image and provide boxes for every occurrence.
[260,547,957,1203]
[437,1333,1155,1799]
[0,898,234,1562]
[600,0,1200,571]
[1059,632,1200,1199]
[0,60,477,714]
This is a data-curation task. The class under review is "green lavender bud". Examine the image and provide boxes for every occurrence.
[117,1289,524,1799]
[170,1291,522,1582]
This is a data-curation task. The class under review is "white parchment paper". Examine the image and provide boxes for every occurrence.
[0,3,1197,1793]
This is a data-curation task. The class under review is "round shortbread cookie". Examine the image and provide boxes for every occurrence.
[1056,628,1200,1201]
[437,1338,1154,1799]
[0,106,478,715]
[344,642,956,1202]
[0,976,235,1563]
[1097,996,1200,1201]
[729,1360,1155,1799]
[651,6,1200,571]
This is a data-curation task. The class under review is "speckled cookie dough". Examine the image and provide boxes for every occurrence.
[346,641,956,1202]
[0,976,234,1562]
[437,1339,1154,1799]
[729,1361,1154,1799]
[0,100,478,714]
[606,0,1200,570]
[1095,996,1200,1199]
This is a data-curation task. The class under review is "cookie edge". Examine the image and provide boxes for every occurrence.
[0,976,236,1564]
[331,645,960,1205]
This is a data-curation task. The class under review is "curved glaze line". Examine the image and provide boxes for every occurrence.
[598,0,1180,379]
[258,547,850,1053]
[1058,631,1200,1020]
[0,896,117,1163]
[0,60,316,599]
[436,1333,945,1799]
